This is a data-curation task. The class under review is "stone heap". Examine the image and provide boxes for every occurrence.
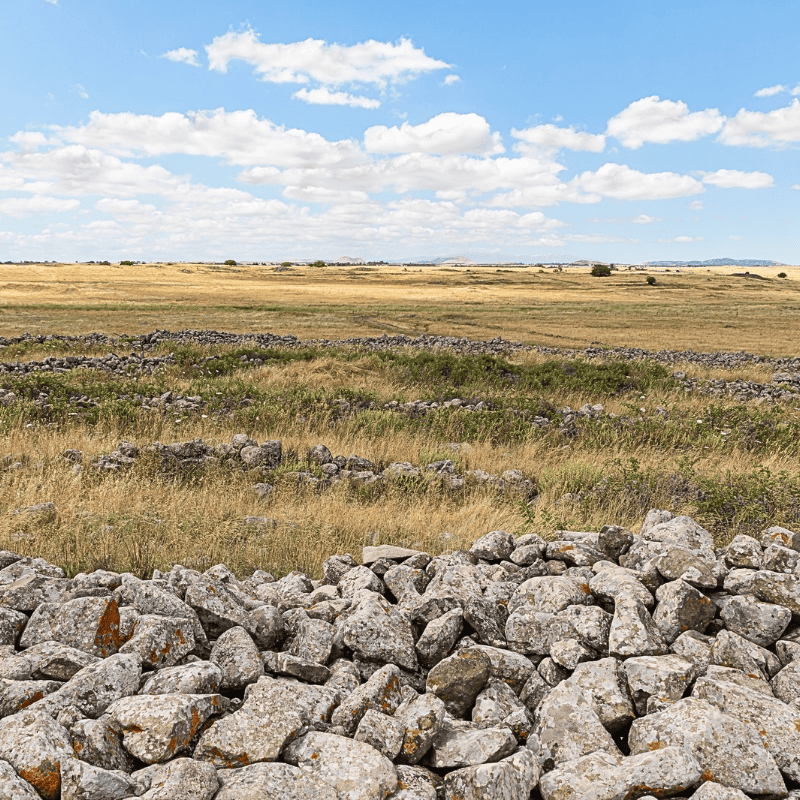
[0,512,800,798]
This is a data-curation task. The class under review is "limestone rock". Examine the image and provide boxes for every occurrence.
[129,758,218,800]
[652,579,716,644]
[694,674,800,781]
[215,761,337,800]
[59,758,136,800]
[565,657,635,732]
[105,693,223,763]
[628,697,786,796]
[354,708,406,760]
[0,709,74,800]
[622,654,695,715]
[533,681,621,770]
[426,650,490,718]
[194,676,337,767]
[210,626,263,690]
[284,731,398,800]
[442,748,540,800]
[331,664,402,735]
[424,719,517,769]
[140,661,222,695]
[720,594,792,647]
[608,592,669,658]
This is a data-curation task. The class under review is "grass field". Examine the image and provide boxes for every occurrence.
[1,260,799,353]
[1,261,799,579]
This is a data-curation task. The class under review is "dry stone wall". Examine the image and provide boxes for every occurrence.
[0,509,799,797]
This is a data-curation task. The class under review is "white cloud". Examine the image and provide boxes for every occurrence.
[44,0,57,5]
[689,200,704,210]
[511,124,605,155]
[52,109,364,168]
[0,196,79,217]
[607,96,724,149]
[205,29,450,88]
[669,235,704,243]
[161,48,200,67]
[364,113,504,156]
[754,84,786,97]
[9,132,51,152]
[718,99,800,147]
[292,88,380,109]
[443,75,460,86]
[632,214,660,224]
[730,235,744,240]
[701,169,773,188]
[572,163,704,200]
[72,84,89,100]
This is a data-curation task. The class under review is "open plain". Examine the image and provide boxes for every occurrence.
[1,263,800,798]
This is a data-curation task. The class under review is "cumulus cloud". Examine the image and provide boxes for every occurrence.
[718,99,800,147]
[572,163,704,200]
[205,29,450,88]
[632,214,660,223]
[364,113,503,156]
[52,109,365,168]
[511,124,605,155]
[607,96,724,149]
[754,84,786,97]
[0,196,79,217]
[701,169,773,188]
[292,88,380,109]
[161,48,200,67]
[443,75,460,86]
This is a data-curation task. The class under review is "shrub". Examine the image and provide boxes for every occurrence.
[646,276,657,285]
[309,260,327,268]
[590,264,612,277]
[778,272,787,278]
[119,260,134,266]
[224,259,237,266]
[280,262,293,267]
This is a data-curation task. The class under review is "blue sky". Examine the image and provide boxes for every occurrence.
[2,0,800,263]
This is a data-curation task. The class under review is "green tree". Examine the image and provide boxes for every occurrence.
[646,275,656,285]
[590,264,612,277]
[224,259,237,266]
[778,272,787,278]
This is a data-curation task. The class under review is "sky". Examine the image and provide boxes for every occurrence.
[2,0,800,264]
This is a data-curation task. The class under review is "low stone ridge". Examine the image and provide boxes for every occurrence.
[2,511,800,798]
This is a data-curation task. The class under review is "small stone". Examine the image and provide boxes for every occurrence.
[210,626,263,690]
[622,654,696,715]
[415,608,463,668]
[608,592,669,658]
[354,708,406,760]
[652,579,716,644]
[425,720,517,769]
[442,748,540,800]
[331,663,402,735]
[720,594,792,647]
[129,758,219,800]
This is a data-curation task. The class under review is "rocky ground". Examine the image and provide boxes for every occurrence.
[0,510,798,798]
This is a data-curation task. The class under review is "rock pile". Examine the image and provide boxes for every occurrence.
[0,511,800,797]
[60,436,536,501]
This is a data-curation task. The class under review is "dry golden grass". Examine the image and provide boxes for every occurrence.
[1,262,799,577]
[0,261,799,355]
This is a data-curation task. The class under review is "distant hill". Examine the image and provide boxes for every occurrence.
[645,258,784,267]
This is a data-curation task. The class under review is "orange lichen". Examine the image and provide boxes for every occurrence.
[19,763,61,800]
[19,691,44,709]
[700,769,715,782]
[94,598,122,656]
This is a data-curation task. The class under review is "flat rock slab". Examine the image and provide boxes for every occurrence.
[362,546,422,564]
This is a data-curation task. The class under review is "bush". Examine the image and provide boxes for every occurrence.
[590,264,612,277]
[224,259,237,266]
[309,260,327,268]
[778,272,787,278]
[646,275,657,285]
[119,260,134,266]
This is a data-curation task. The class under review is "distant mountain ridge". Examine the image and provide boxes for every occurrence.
[645,258,784,267]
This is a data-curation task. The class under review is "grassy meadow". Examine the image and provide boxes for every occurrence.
[1,261,799,579]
